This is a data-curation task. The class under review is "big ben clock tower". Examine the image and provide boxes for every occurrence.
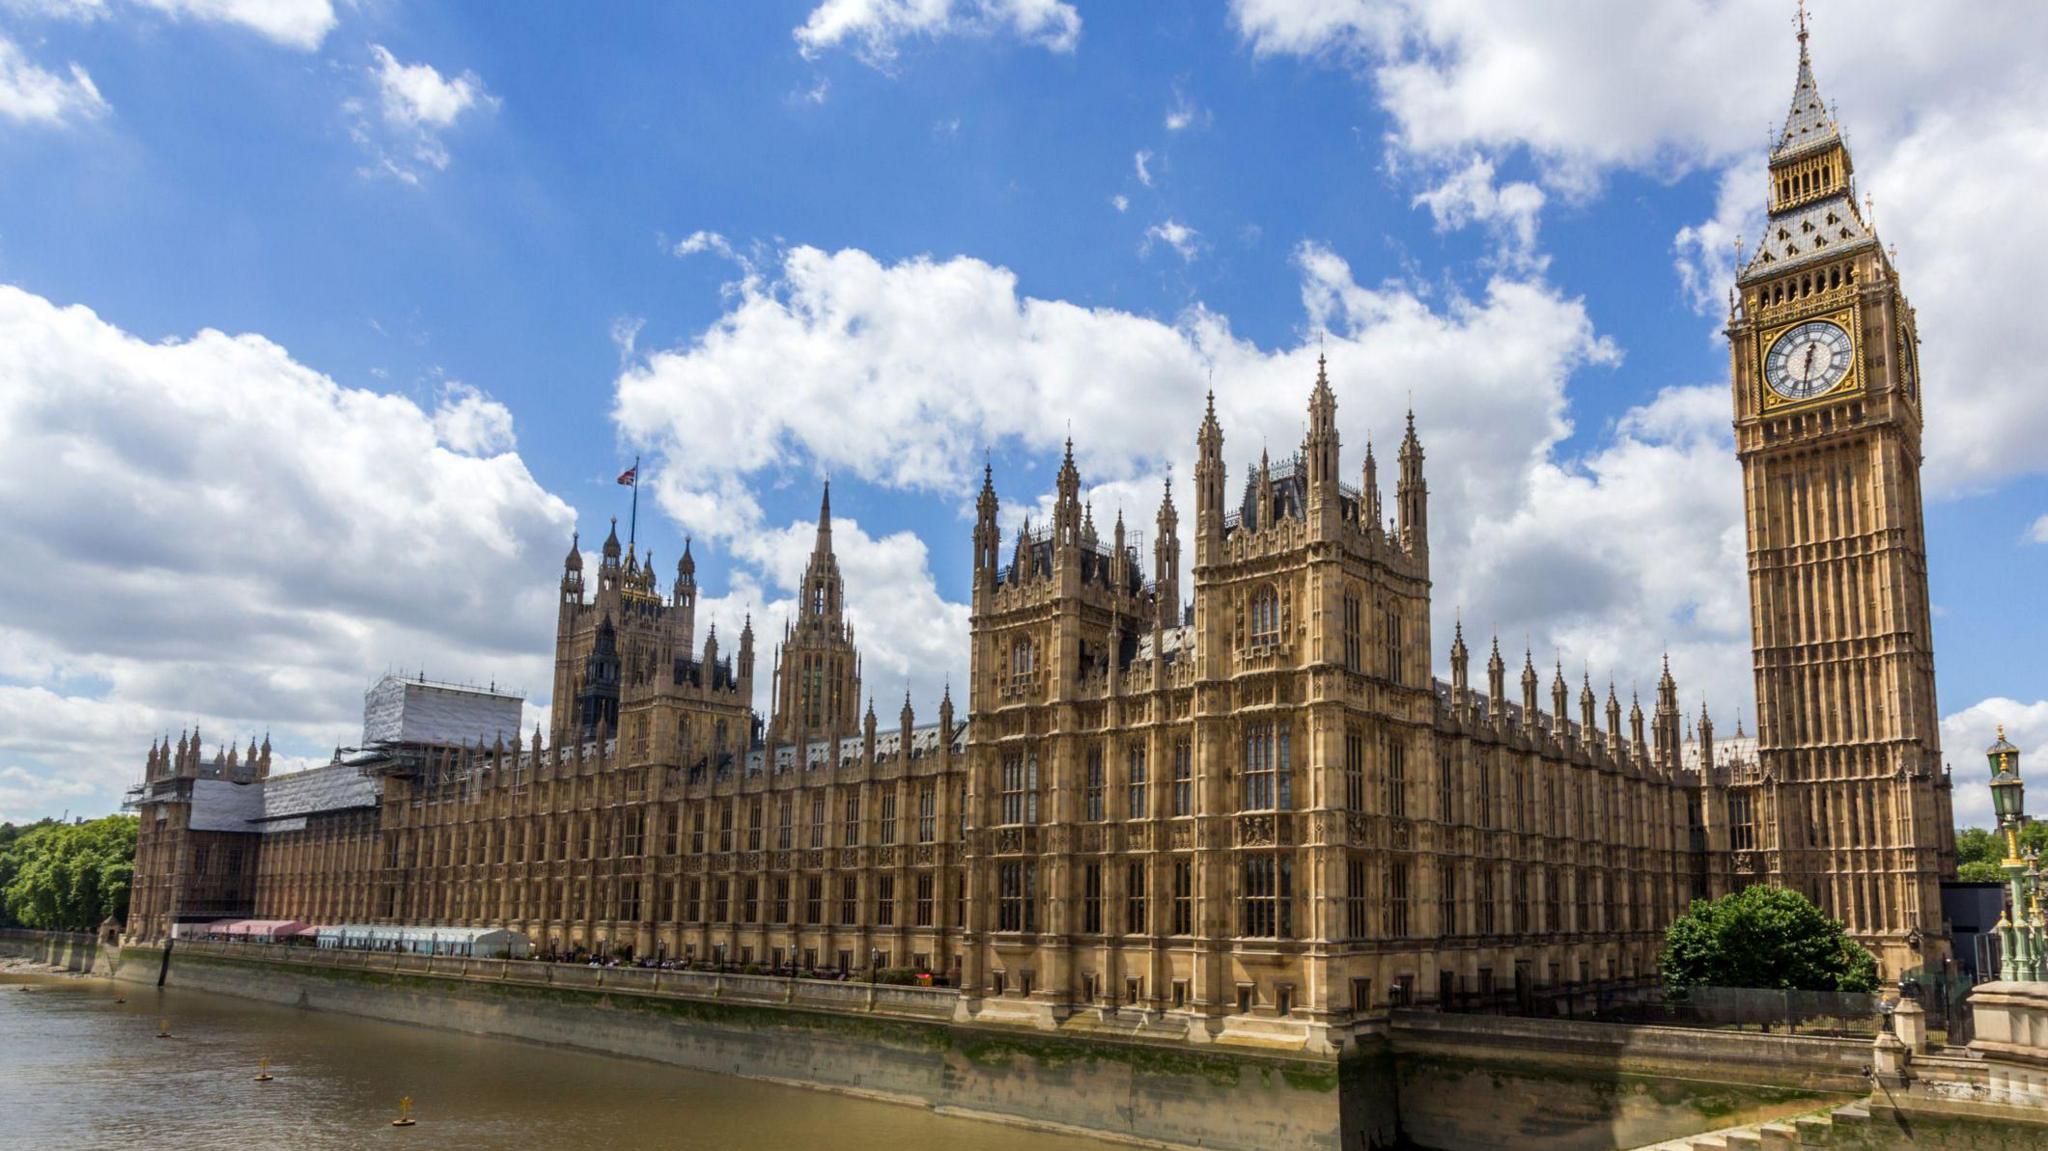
[1728,15,1955,976]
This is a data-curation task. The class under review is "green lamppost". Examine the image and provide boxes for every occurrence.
[1987,727,2034,982]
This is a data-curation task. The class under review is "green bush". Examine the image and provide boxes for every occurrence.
[0,815,137,931]
[1660,885,1877,993]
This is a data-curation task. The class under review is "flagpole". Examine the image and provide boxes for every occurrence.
[627,454,640,556]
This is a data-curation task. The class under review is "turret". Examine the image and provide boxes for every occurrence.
[1304,354,1339,530]
[1449,620,1470,710]
[974,462,1000,590]
[673,538,697,650]
[1520,650,1539,722]
[1606,684,1624,756]
[1362,436,1382,536]
[1396,410,1428,560]
[1551,662,1570,735]
[1487,638,1506,725]
[561,531,584,600]
[1195,392,1225,565]
[899,691,915,749]
[737,615,755,693]
[1054,437,1081,560]
[1580,673,1598,743]
[1154,475,1180,633]
[1654,655,1680,771]
[939,682,955,735]
[1630,692,1648,762]
[1697,701,1716,774]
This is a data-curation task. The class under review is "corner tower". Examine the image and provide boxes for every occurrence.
[1727,17,1953,973]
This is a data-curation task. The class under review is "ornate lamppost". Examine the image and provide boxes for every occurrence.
[1987,727,2041,982]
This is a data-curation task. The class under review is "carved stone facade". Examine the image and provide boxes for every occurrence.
[1724,25,1955,975]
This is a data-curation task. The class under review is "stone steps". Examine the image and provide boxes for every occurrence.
[1629,1099,1871,1151]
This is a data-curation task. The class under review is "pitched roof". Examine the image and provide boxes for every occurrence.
[1774,41,1839,160]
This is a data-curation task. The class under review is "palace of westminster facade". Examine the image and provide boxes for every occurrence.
[126,30,1956,1050]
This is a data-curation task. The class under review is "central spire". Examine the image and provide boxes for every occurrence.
[1774,5,1838,157]
[814,479,833,557]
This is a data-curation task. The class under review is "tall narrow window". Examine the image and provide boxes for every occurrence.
[1343,592,1362,671]
[1346,856,1369,939]
[1171,859,1194,935]
[777,797,793,850]
[1000,752,1038,825]
[1127,744,1148,820]
[747,800,763,851]
[876,875,895,927]
[917,784,936,843]
[1438,861,1456,936]
[1085,749,1105,822]
[839,876,858,925]
[1344,729,1366,812]
[810,796,826,848]
[1171,738,1193,817]
[998,862,1036,932]
[880,791,898,846]
[1385,737,1406,818]
[842,793,860,846]
[1083,863,1104,933]
[1125,861,1146,934]
[806,876,823,925]
[1385,860,1410,937]
[1438,752,1454,824]
[1250,586,1281,644]
[1382,605,1402,684]
[1244,724,1289,810]
[915,873,935,927]
[1240,854,1291,938]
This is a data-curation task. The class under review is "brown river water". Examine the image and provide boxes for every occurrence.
[0,967,1125,1151]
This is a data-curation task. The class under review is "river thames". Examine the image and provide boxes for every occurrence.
[0,967,1125,1151]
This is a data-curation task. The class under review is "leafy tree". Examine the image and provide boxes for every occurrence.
[0,816,137,932]
[1660,885,1878,993]
[1953,823,2048,883]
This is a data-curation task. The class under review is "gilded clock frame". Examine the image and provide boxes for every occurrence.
[1757,305,1862,412]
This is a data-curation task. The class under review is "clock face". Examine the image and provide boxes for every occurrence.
[1764,320,1854,401]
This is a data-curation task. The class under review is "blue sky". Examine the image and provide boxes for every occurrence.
[0,1,2042,827]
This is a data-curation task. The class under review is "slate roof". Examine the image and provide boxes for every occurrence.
[1741,193,1873,279]
[1774,46,1839,159]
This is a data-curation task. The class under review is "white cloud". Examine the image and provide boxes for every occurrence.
[1164,85,1206,132]
[431,382,517,456]
[1412,155,1545,271]
[0,284,575,820]
[1228,1,2048,496]
[1942,698,2048,829]
[611,238,1768,735]
[1110,194,1128,213]
[2030,515,2048,545]
[1133,149,1154,187]
[134,0,335,50]
[1143,218,1202,262]
[350,45,496,184]
[795,0,1079,69]
[0,33,109,126]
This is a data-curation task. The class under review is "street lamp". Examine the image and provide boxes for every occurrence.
[1987,727,2036,982]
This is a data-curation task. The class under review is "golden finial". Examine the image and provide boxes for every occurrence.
[1795,0,1809,47]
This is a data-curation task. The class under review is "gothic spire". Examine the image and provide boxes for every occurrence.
[1774,6,1839,158]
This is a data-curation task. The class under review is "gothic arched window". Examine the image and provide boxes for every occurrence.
[1249,585,1281,645]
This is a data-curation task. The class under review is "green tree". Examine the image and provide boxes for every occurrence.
[1953,823,2048,883]
[1660,885,1878,993]
[0,815,138,932]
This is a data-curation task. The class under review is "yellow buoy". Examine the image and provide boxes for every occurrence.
[114,997,126,1005]
[391,1096,417,1127]
[253,1056,274,1083]
[155,1018,172,1039]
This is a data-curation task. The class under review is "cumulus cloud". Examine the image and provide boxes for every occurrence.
[611,237,1765,734]
[2030,515,2048,545]
[1142,218,1202,262]
[1228,0,2048,496]
[1110,194,1128,213]
[795,0,1079,69]
[5,0,335,51]
[134,0,335,50]
[431,382,517,456]
[1412,155,1545,271]
[0,284,575,820]
[1942,698,2048,828]
[349,45,496,184]
[1133,149,1154,187]
[0,33,108,125]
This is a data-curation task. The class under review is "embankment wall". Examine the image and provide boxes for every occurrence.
[122,942,1390,1151]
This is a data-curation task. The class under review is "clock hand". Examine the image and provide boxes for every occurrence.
[1800,343,1817,380]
